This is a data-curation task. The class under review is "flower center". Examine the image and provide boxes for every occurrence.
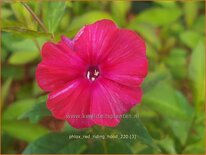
[86,66,100,81]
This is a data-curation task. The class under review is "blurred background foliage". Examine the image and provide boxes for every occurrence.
[1,0,205,154]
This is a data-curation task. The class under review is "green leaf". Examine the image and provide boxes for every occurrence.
[166,91,194,146]
[1,78,12,107]
[1,8,13,19]
[2,65,24,80]
[2,27,52,38]
[193,15,205,33]
[142,65,171,93]
[157,136,176,154]
[23,132,87,154]
[2,33,46,52]
[11,3,35,29]
[2,120,49,142]
[165,48,187,79]
[180,30,204,49]
[69,11,113,31]
[19,97,51,123]
[111,1,131,26]
[8,51,39,65]
[133,7,182,27]
[85,139,133,154]
[142,81,193,120]
[188,40,205,108]
[154,1,177,8]
[116,117,155,148]
[2,99,36,121]
[43,2,66,33]
[184,1,198,27]
[128,23,161,50]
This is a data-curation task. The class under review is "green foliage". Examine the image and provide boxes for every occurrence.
[1,78,12,107]
[184,2,198,28]
[188,41,205,108]
[1,1,205,154]
[69,11,113,31]
[8,51,39,65]
[111,1,130,26]
[2,120,49,142]
[2,27,52,38]
[43,2,66,33]
[23,132,87,154]
[132,6,182,27]
[2,99,36,121]
[19,97,51,123]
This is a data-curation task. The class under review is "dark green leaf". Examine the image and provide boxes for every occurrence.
[85,139,133,154]
[23,132,86,154]
[116,117,155,148]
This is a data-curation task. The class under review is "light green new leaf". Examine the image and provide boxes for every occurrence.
[8,51,39,65]
[23,132,86,154]
[188,40,205,108]
[133,7,182,27]
[43,2,66,33]
[111,1,131,26]
[2,120,49,142]
[2,99,36,121]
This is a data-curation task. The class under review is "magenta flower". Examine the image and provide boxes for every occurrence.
[36,19,148,129]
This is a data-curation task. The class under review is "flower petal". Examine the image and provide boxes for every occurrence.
[101,29,148,87]
[36,41,85,92]
[47,79,94,129]
[73,19,118,64]
[91,78,142,127]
